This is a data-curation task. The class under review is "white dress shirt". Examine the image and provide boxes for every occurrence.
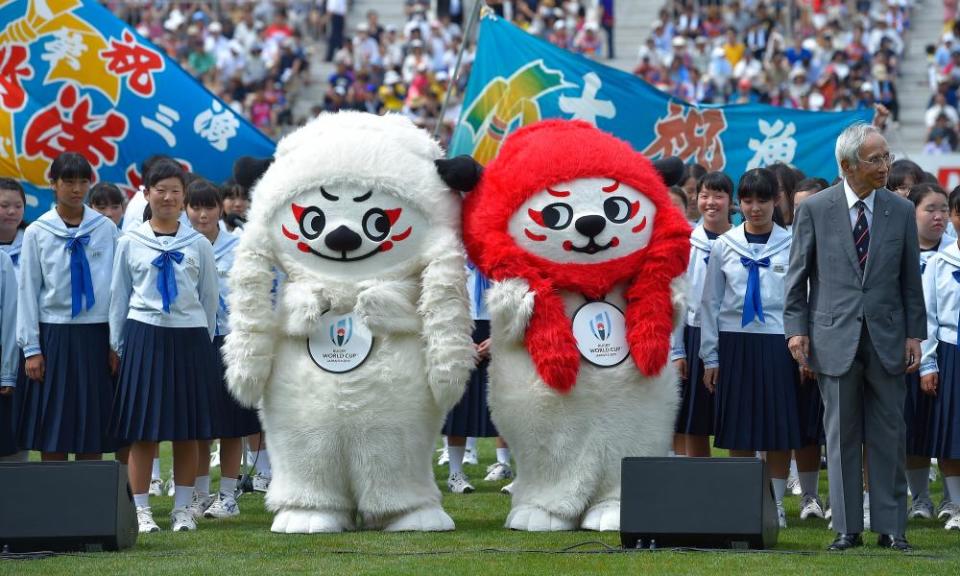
[843,178,875,230]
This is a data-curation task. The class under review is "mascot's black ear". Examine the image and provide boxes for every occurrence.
[435,155,483,193]
[233,156,274,189]
[652,156,685,188]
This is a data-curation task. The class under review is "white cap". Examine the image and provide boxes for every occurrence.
[209,21,222,33]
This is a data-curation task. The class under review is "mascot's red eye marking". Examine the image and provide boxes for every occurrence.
[632,216,648,233]
[297,242,311,253]
[380,240,394,252]
[391,226,412,241]
[629,201,640,219]
[546,187,570,198]
[291,203,305,221]
[281,225,299,240]
[601,181,620,193]
[528,208,545,226]
[385,208,402,226]
[611,237,620,247]
[562,240,573,251]
[525,228,547,242]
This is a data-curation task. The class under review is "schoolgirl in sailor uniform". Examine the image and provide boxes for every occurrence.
[0,178,25,462]
[700,168,803,528]
[109,159,220,533]
[904,183,950,521]
[0,251,19,458]
[670,171,732,457]
[17,153,118,460]
[917,187,960,531]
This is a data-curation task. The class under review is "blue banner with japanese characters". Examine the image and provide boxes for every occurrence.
[450,12,872,185]
[0,0,275,222]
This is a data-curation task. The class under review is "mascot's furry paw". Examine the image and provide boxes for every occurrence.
[382,506,455,532]
[486,278,535,342]
[670,276,687,331]
[281,282,330,336]
[270,508,355,533]
[505,505,577,532]
[580,500,620,531]
[223,331,274,407]
[355,279,420,334]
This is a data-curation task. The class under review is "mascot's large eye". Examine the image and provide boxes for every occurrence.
[362,208,391,241]
[541,203,573,230]
[604,197,633,223]
[298,207,326,239]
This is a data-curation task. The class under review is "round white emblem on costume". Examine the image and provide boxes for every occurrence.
[571,301,629,367]
[307,311,374,373]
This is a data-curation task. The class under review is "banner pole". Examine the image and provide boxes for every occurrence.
[434,0,486,141]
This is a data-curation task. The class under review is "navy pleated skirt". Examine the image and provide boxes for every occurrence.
[210,336,261,438]
[443,320,498,438]
[713,331,803,452]
[0,355,26,457]
[675,325,714,435]
[796,375,824,447]
[904,370,936,456]
[111,320,219,442]
[915,342,960,459]
[18,323,118,454]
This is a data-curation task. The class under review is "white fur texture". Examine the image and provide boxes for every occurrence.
[486,282,680,531]
[224,112,474,532]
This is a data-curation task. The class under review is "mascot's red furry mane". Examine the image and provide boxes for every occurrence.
[463,120,691,393]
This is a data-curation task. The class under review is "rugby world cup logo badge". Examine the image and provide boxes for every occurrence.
[589,311,611,342]
[330,318,353,347]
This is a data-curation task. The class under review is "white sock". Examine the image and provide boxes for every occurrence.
[944,471,953,501]
[799,471,819,498]
[771,478,787,505]
[790,458,799,478]
[448,445,465,475]
[466,437,477,451]
[863,491,870,507]
[442,436,448,449]
[151,458,161,480]
[254,449,271,477]
[945,476,960,506]
[220,476,238,497]
[194,475,210,496]
[173,485,193,510]
[496,447,511,465]
[134,493,150,509]
[906,467,930,501]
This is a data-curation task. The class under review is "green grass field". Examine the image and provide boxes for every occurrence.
[4,441,959,575]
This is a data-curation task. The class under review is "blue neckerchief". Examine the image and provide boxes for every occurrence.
[740,256,770,327]
[9,253,18,266]
[153,250,184,313]
[219,294,229,316]
[467,261,490,317]
[66,234,95,317]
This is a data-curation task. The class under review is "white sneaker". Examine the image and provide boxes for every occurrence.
[787,473,802,497]
[908,497,935,520]
[252,473,271,493]
[164,477,175,497]
[436,447,449,466]
[463,448,478,466]
[137,506,160,533]
[501,481,514,495]
[799,495,825,520]
[484,462,513,481]
[777,502,787,528]
[825,506,832,519]
[946,514,960,531]
[204,494,240,519]
[188,492,216,519]
[170,507,197,531]
[148,478,163,497]
[447,471,475,494]
[938,501,959,521]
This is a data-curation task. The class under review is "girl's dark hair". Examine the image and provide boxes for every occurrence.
[186,178,223,209]
[86,182,125,207]
[0,178,27,229]
[696,171,734,197]
[669,185,688,209]
[738,168,785,226]
[910,182,948,207]
[887,159,926,191]
[767,162,803,224]
[144,158,186,189]
[682,163,707,186]
[221,179,251,201]
[49,152,93,182]
[140,154,175,182]
[949,185,960,215]
[795,177,827,193]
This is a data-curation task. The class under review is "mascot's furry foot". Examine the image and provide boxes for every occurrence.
[270,508,355,534]
[382,506,455,532]
[505,505,577,532]
[580,500,620,531]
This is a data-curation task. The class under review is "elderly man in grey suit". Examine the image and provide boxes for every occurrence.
[784,123,925,552]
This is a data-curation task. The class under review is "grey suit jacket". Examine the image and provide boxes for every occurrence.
[783,183,925,377]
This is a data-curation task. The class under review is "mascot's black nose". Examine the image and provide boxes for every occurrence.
[575,215,606,238]
[325,225,363,252]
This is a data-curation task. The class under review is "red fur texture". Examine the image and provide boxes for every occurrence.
[463,120,691,393]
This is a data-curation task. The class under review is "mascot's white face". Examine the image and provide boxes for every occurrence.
[271,182,429,278]
[507,177,657,265]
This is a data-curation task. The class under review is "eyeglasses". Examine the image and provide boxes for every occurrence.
[858,153,895,167]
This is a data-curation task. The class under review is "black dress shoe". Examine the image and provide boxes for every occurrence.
[877,534,912,552]
[827,533,863,551]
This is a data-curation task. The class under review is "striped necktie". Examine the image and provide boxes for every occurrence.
[853,200,870,271]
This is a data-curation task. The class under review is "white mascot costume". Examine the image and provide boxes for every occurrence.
[441,120,691,531]
[224,112,475,533]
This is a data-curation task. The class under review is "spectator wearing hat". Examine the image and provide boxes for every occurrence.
[728,77,757,104]
[378,69,407,113]
[574,22,604,59]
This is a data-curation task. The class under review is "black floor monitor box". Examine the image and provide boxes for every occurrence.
[621,457,778,549]
[0,461,137,552]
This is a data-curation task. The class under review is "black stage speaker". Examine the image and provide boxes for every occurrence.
[621,457,778,549]
[0,461,137,552]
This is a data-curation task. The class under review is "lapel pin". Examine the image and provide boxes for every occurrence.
[884,210,889,216]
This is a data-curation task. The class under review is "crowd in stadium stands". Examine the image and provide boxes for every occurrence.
[923,0,960,153]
